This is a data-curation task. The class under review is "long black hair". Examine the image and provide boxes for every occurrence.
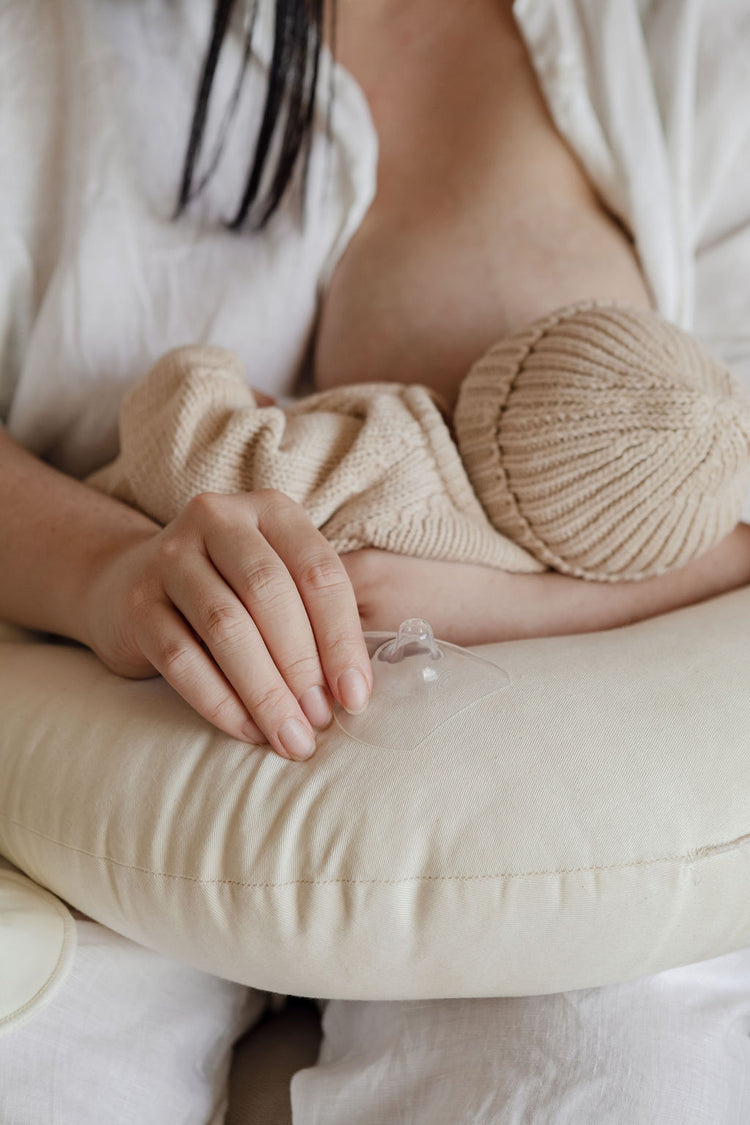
[175,0,332,230]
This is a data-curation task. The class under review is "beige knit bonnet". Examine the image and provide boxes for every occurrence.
[454,302,750,580]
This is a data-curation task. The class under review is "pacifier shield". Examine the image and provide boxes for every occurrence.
[335,618,510,750]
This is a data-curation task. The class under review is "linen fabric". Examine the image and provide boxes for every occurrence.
[1,587,750,1002]
[0,0,377,477]
[0,915,265,1125]
[293,950,750,1124]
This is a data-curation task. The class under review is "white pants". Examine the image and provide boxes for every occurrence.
[0,919,263,1125]
[2,920,749,1124]
[291,952,750,1125]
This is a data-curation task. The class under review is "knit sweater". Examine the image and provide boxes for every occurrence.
[87,345,544,573]
[89,300,750,582]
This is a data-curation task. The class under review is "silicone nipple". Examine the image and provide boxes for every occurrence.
[335,618,510,750]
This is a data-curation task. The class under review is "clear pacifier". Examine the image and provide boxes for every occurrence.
[335,618,510,750]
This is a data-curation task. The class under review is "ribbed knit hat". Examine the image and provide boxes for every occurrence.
[453,302,750,580]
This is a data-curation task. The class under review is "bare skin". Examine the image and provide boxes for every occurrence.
[0,427,372,762]
[316,0,651,407]
[318,0,750,640]
[1,0,748,758]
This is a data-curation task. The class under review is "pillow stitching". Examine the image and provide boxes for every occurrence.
[1,812,747,886]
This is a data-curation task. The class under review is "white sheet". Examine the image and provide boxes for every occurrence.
[293,949,750,1124]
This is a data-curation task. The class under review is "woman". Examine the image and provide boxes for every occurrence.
[1,0,749,1120]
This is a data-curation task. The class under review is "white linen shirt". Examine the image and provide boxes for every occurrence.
[1,0,749,514]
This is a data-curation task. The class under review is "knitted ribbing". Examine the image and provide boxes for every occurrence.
[87,345,543,574]
[453,302,750,580]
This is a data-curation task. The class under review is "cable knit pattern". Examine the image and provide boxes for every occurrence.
[87,346,543,573]
[454,303,750,580]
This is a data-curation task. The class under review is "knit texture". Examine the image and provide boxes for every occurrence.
[89,305,750,583]
[88,346,543,573]
[454,303,750,580]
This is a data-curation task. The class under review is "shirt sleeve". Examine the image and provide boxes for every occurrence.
[687,2,750,519]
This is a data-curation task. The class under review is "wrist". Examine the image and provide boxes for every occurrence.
[69,499,158,653]
[0,427,160,645]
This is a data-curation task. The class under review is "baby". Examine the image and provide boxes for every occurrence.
[89,302,750,583]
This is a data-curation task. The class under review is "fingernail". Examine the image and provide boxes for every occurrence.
[279,717,316,762]
[338,668,370,715]
[299,685,333,730]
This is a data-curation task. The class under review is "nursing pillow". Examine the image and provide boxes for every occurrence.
[1,586,749,1001]
[0,855,76,1034]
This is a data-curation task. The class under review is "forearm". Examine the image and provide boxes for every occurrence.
[346,523,750,645]
[0,426,157,643]
[471,522,750,644]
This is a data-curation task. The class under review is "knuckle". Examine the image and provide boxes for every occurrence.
[154,534,183,569]
[322,631,364,666]
[202,601,245,648]
[241,561,288,605]
[281,651,323,684]
[205,693,244,732]
[158,640,196,678]
[298,554,348,595]
[184,491,228,525]
[126,575,161,620]
[252,488,304,523]
[253,487,293,508]
[245,681,289,719]
[187,490,219,515]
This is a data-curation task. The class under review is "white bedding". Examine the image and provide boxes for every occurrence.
[293,952,750,1124]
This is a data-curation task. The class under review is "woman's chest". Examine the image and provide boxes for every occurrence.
[314,0,650,407]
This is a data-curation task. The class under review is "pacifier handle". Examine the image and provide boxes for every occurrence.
[375,618,442,664]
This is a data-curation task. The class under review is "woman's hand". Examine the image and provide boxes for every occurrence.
[85,490,373,761]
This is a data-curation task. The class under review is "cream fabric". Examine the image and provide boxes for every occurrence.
[1,587,749,1001]
[0,916,265,1125]
[292,950,750,1124]
[0,858,76,1034]
[88,345,541,573]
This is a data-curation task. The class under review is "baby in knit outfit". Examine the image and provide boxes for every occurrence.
[89,302,750,582]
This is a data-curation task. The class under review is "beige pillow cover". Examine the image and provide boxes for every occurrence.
[0,857,76,1034]
[1,590,749,1000]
